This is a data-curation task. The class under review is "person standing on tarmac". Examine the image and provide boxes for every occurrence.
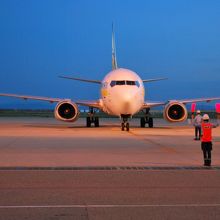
[201,114,218,166]
[193,110,202,140]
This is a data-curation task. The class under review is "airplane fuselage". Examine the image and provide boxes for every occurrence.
[100,68,145,117]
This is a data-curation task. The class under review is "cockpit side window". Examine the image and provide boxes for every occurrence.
[110,81,116,87]
[135,81,140,87]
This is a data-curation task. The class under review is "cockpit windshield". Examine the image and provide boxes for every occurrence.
[110,80,140,87]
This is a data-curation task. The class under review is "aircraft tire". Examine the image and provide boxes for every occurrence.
[86,117,91,127]
[126,122,129,131]
[149,117,153,128]
[140,117,145,127]
[121,123,125,131]
[94,117,99,127]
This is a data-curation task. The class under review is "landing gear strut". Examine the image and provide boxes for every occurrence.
[86,107,99,127]
[140,108,154,128]
[121,117,130,131]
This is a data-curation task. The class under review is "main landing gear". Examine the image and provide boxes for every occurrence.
[86,107,99,127]
[140,108,154,128]
[121,116,130,131]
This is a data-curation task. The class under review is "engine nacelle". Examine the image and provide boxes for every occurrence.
[163,102,188,122]
[54,100,79,122]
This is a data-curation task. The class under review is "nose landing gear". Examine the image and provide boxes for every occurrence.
[121,116,130,131]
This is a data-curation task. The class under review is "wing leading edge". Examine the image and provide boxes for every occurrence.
[142,78,168,83]
[59,75,101,84]
[0,93,63,103]
[143,97,220,109]
[0,93,102,109]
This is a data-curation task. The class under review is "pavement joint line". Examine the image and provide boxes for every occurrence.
[1,204,220,209]
[0,166,219,171]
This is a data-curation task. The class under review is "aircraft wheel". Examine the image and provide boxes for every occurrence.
[140,117,145,128]
[149,117,153,128]
[126,122,130,131]
[94,117,99,127]
[121,122,125,131]
[86,117,91,127]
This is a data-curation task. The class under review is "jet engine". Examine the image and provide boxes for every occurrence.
[163,102,188,122]
[54,100,79,122]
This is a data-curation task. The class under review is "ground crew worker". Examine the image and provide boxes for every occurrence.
[201,114,218,166]
[193,110,202,140]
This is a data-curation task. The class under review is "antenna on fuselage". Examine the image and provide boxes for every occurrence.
[112,23,118,70]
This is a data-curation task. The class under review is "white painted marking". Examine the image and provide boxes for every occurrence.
[0,204,220,209]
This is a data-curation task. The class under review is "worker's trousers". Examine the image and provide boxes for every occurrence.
[195,126,201,139]
[201,142,212,166]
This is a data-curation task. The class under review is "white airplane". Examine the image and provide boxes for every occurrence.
[1,27,220,131]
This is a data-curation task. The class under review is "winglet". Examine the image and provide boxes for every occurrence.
[112,23,118,70]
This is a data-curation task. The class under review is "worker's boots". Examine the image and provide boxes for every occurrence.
[204,159,211,166]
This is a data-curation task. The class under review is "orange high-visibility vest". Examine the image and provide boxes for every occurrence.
[201,122,212,142]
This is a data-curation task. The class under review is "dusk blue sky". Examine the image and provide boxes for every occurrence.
[0,0,220,109]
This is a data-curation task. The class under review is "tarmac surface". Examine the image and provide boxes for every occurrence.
[0,117,220,219]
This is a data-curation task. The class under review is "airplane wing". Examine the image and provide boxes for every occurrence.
[75,100,101,109]
[175,97,220,104]
[143,97,220,109]
[142,78,168,83]
[142,101,166,109]
[0,93,63,103]
[0,93,102,109]
[59,75,101,84]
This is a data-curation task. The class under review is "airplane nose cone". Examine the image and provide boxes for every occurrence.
[108,86,142,116]
[120,91,137,114]
[123,101,131,113]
